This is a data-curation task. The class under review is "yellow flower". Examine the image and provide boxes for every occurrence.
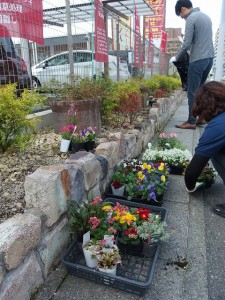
[120,212,136,225]
[161,175,166,182]
[158,163,165,171]
[102,205,112,211]
[138,171,145,180]
[142,163,152,172]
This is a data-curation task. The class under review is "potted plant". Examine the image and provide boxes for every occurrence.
[125,161,169,204]
[143,145,192,175]
[95,246,122,275]
[59,124,76,152]
[68,196,107,245]
[82,127,96,151]
[197,164,218,188]
[134,211,172,257]
[155,132,185,150]
[71,130,87,152]
[82,240,103,268]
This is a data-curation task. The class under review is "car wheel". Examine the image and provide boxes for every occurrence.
[32,76,41,89]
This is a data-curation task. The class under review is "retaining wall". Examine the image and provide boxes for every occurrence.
[0,91,184,300]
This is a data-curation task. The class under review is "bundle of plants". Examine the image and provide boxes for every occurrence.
[111,159,169,204]
[197,164,218,188]
[142,145,192,175]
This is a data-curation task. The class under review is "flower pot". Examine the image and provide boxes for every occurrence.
[118,240,143,256]
[71,141,86,153]
[111,185,125,197]
[83,247,97,268]
[142,241,158,258]
[85,141,95,151]
[98,265,117,276]
[60,139,71,152]
[169,165,185,175]
[103,235,115,248]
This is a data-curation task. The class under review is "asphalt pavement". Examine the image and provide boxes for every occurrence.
[34,96,225,300]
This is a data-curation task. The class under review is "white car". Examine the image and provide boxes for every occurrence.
[31,50,130,88]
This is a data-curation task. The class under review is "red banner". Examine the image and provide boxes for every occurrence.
[160,31,167,53]
[94,0,108,62]
[134,6,143,68]
[144,0,165,39]
[0,0,43,45]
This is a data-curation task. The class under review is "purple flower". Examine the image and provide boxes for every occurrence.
[149,192,156,200]
[138,185,143,191]
[147,185,154,192]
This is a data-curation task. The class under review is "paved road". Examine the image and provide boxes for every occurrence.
[35,97,225,300]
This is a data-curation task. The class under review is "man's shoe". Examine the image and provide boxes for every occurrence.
[175,122,196,129]
[212,203,225,218]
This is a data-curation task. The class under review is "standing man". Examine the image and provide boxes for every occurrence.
[171,0,214,129]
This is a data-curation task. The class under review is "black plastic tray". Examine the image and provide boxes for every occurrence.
[104,190,164,207]
[61,199,168,295]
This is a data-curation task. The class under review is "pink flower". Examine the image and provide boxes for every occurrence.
[108,227,117,234]
[90,197,103,206]
[107,217,115,224]
[159,132,166,138]
[89,217,101,229]
[170,133,177,138]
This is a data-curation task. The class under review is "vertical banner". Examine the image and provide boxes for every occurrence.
[148,24,154,68]
[144,0,165,43]
[95,0,108,62]
[160,31,167,53]
[134,6,143,67]
[0,0,44,45]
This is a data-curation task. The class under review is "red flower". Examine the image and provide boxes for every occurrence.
[112,181,122,189]
[136,166,142,171]
[135,208,150,220]
[125,227,138,237]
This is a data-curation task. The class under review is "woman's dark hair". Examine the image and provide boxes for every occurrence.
[175,0,193,16]
[192,81,225,122]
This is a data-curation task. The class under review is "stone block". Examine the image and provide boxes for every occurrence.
[65,165,85,205]
[25,166,70,227]
[66,152,102,191]
[108,132,126,158]
[38,218,70,277]
[0,214,41,271]
[0,264,4,285]
[0,252,43,300]
[96,156,109,179]
[95,141,120,169]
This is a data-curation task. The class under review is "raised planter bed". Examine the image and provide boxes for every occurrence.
[61,199,167,295]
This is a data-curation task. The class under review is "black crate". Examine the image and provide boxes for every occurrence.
[61,199,168,296]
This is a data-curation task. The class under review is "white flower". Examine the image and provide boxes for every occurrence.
[142,148,192,166]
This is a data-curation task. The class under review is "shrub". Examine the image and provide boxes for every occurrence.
[0,84,46,152]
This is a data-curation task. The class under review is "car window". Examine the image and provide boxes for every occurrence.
[47,54,69,66]
[73,52,92,63]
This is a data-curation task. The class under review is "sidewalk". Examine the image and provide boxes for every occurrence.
[35,97,225,300]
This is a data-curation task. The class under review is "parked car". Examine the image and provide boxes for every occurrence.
[0,37,31,93]
[31,50,130,88]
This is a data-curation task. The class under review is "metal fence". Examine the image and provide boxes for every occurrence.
[2,0,169,91]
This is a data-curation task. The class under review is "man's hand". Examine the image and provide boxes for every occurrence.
[186,182,206,193]
[169,56,177,64]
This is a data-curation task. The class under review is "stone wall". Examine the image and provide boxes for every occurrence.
[0,91,184,300]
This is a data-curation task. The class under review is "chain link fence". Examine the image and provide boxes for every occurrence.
[2,0,169,92]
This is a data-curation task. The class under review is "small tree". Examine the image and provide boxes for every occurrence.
[0,84,46,152]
